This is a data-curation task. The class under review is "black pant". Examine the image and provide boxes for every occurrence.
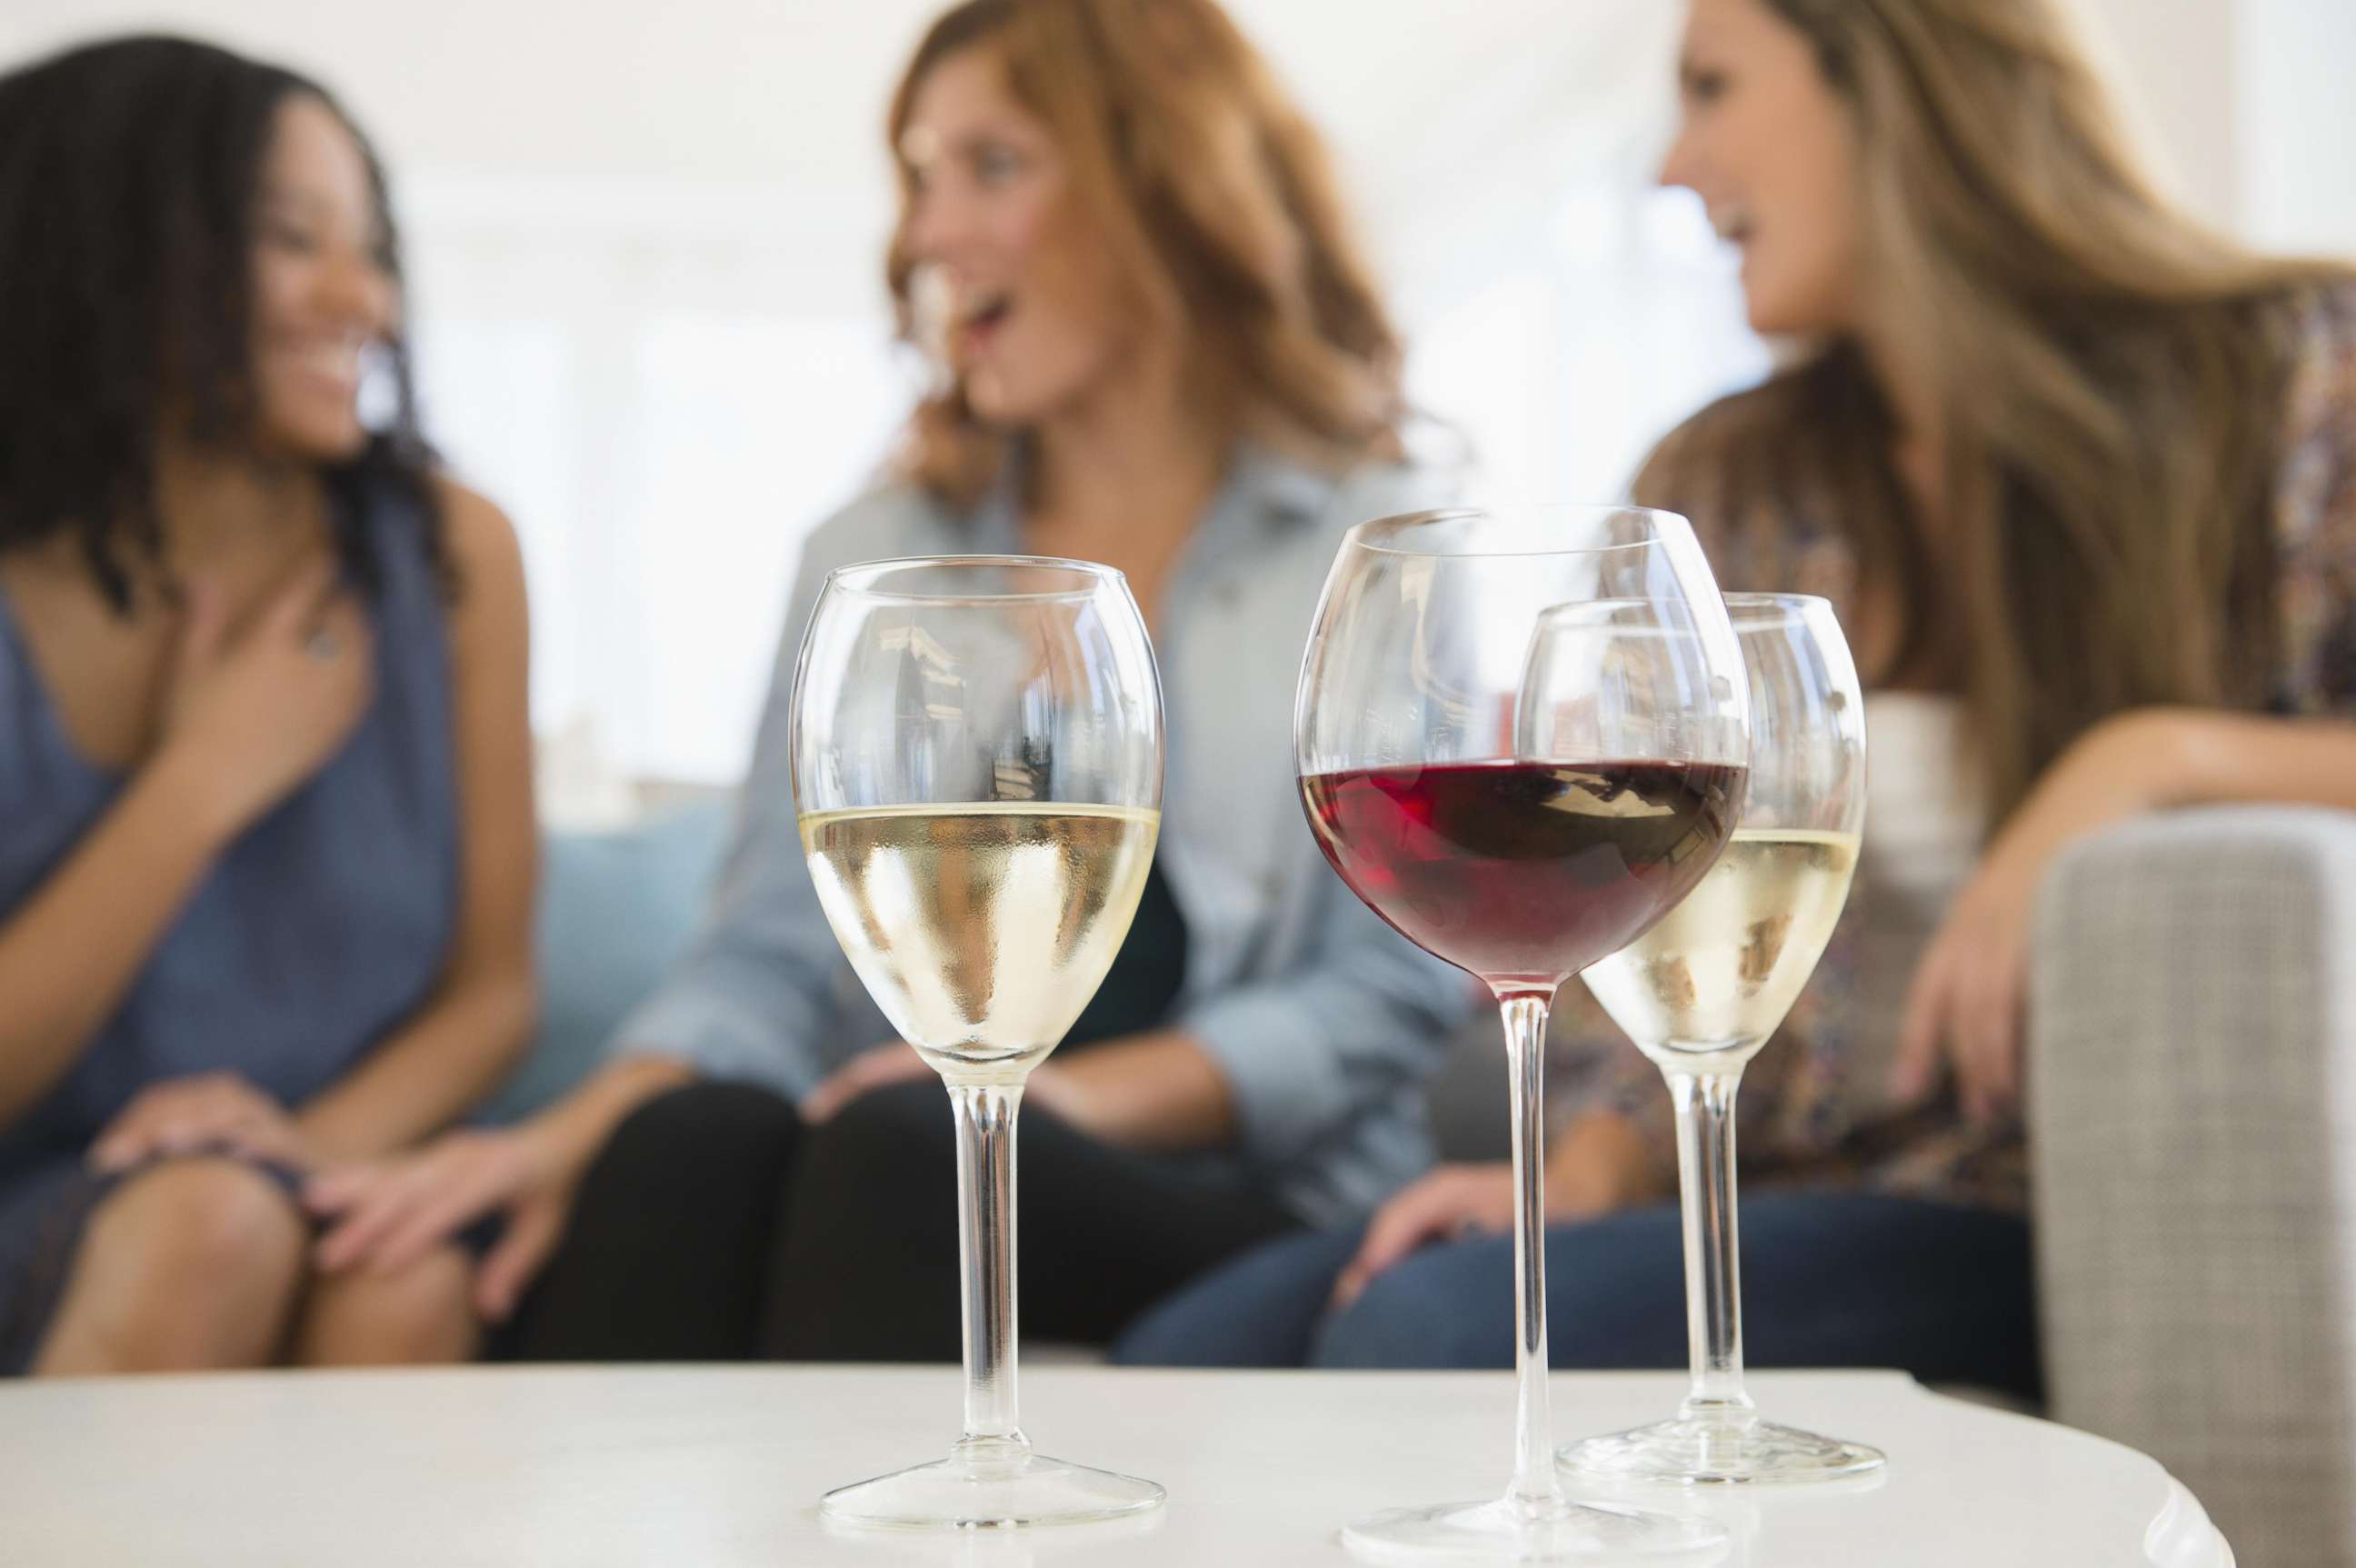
[497,1080,1297,1362]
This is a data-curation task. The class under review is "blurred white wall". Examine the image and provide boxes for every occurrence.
[0,1,2345,796]
[2238,0,2356,254]
[2079,0,2241,228]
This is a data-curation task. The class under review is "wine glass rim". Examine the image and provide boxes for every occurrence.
[1342,505,1693,559]
[823,554,1129,604]
[1724,591,1835,625]
[1533,592,1836,634]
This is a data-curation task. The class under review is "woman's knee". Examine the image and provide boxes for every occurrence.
[574,1083,814,1223]
[584,1081,802,1206]
[296,1246,478,1366]
[43,1157,309,1369]
[82,1157,307,1301]
[502,1082,805,1365]
[1111,1226,1362,1367]
[797,1079,948,1188]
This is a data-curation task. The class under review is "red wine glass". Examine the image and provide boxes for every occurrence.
[1294,506,1749,1563]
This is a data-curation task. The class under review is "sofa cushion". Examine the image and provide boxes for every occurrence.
[476,801,734,1124]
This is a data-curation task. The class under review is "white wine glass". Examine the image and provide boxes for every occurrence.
[1555,593,1882,1486]
[792,555,1165,1528]
[1295,506,1745,1563]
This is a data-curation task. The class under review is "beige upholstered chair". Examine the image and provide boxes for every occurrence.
[2032,806,2356,1568]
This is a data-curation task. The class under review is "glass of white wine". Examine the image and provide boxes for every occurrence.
[791,555,1165,1529]
[1550,594,1883,1487]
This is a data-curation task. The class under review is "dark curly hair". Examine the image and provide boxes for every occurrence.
[0,34,440,612]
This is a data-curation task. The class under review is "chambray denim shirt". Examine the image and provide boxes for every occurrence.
[612,445,1473,1223]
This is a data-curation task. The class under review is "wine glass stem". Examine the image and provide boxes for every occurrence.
[1666,1064,1756,1420]
[948,1081,1029,1456]
[1500,994,1565,1510]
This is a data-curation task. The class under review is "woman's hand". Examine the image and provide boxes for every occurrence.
[158,562,375,836]
[304,1056,694,1322]
[799,1042,933,1124]
[1331,1163,1514,1309]
[1891,710,2189,1123]
[307,1124,571,1323]
[87,1072,310,1173]
[1330,1109,1666,1309]
[1018,1063,1094,1125]
[798,1041,1123,1139]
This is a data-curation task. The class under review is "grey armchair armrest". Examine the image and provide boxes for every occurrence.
[2030,806,2356,1568]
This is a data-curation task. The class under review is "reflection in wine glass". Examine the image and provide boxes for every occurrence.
[1578,1447,1890,1568]
[820,1496,1166,1565]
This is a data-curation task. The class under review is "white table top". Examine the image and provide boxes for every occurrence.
[0,1365,2228,1566]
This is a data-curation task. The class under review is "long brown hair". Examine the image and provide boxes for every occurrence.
[1636,0,2352,817]
[883,0,1405,508]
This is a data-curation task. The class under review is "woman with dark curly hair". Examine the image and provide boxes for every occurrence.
[0,35,536,1373]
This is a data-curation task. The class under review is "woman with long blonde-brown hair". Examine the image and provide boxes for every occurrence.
[1117,0,2356,1389]
[305,0,1472,1361]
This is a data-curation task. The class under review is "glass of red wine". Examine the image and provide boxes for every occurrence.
[1295,506,1749,1564]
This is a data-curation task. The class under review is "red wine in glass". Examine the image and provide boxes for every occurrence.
[1300,758,1746,995]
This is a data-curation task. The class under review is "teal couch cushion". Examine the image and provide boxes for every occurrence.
[475,801,733,1124]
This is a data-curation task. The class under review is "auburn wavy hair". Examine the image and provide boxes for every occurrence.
[1636,0,2352,819]
[883,0,1406,507]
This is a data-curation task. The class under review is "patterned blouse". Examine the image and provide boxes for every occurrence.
[1549,284,2356,1215]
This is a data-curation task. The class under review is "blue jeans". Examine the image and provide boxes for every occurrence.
[1110,1193,2041,1403]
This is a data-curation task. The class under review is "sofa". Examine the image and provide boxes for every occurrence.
[2030,806,2356,1568]
[498,801,2356,1568]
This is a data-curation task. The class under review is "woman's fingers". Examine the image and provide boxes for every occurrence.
[1892,904,2032,1127]
[1955,939,2027,1124]
[89,1077,283,1172]
[264,557,344,640]
[802,1043,929,1124]
[304,1163,379,1216]
[799,1073,854,1125]
[1333,1171,1493,1311]
[87,1084,199,1171]
[475,1196,567,1323]
[1890,941,1956,1107]
[363,1164,508,1279]
[314,1155,454,1272]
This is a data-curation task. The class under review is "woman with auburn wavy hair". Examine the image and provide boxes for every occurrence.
[1116,0,2356,1389]
[306,0,1471,1362]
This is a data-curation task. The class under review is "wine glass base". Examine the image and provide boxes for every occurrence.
[820,1444,1164,1530]
[1558,1414,1886,1487]
[1341,1494,1728,1564]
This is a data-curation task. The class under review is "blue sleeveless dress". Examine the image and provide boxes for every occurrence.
[0,484,461,1372]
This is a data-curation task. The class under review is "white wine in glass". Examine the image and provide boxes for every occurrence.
[1580,830,1858,1054]
[792,556,1166,1529]
[802,802,1160,1080]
